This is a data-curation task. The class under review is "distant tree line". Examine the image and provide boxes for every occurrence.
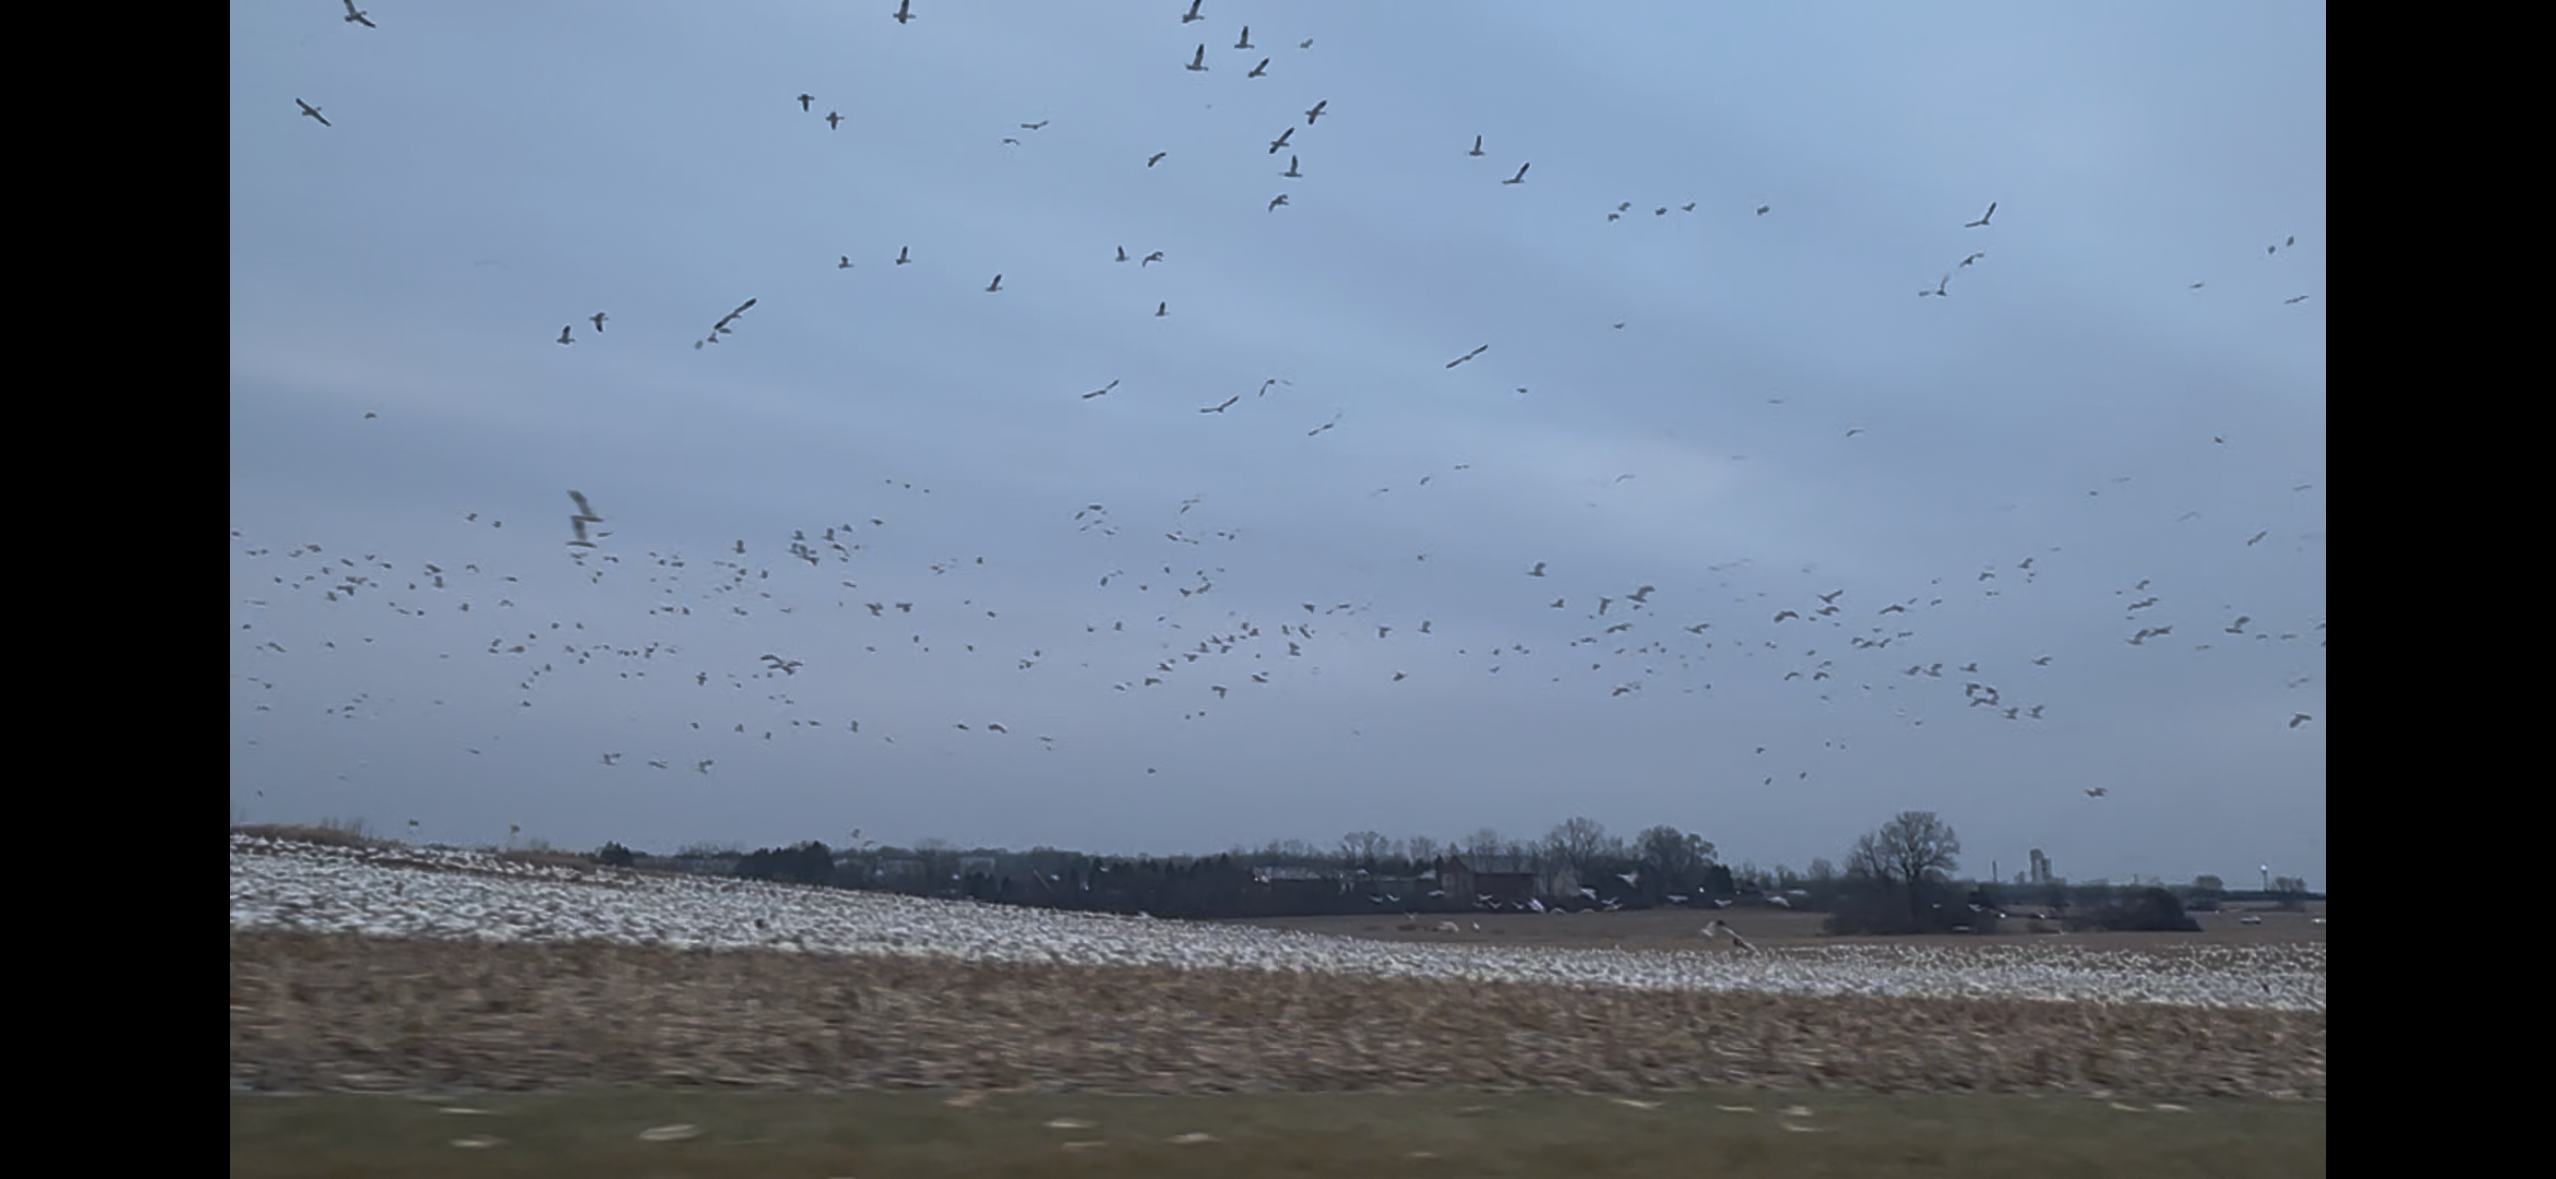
[577,811,2312,933]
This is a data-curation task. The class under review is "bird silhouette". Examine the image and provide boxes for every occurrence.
[1201,395,1239,414]
[986,274,1003,292]
[1248,58,1269,78]
[1756,203,1770,215]
[1181,0,1202,23]
[1921,275,1950,297]
[1305,100,1327,124]
[556,325,573,345]
[589,312,607,332]
[1965,202,1997,228]
[1502,162,1530,184]
[1147,151,1168,167]
[1155,302,1167,317]
[1961,252,1987,267]
[1116,246,1129,262]
[1282,155,1302,178]
[1020,120,1048,131]
[1186,45,1208,71]
[893,0,913,24]
[295,98,330,126]
[839,255,854,269]
[341,0,376,28]
[1083,380,1118,399]
[1268,194,1289,211]
[1142,251,1164,266]
[1269,126,1293,153]
[2289,713,2313,729]
[827,110,842,129]
[797,93,813,111]
[2085,787,2107,798]
[895,246,910,265]
[2284,295,2311,305]
[1445,344,1489,368]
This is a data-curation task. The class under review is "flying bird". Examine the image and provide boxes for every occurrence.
[1186,45,1208,71]
[986,274,1003,292]
[295,98,330,126]
[2289,713,2313,729]
[714,298,757,330]
[1268,194,1289,211]
[341,1,376,28]
[893,0,913,24]
[1960,252,1987,267]
[1247,58,1269,78]
[2284,295,2311,305]
[1446,344,1489,368]
[827,110,842,129]
[797,93,814,111]
[1200,395,1239,414]
[1708,919,1755,952]
[1468,135,1485,157]
[589,312,607,332]
[1181,0,1202,23]
[1282,155,1301,178]
[1148,151,1168,167]
[1304,100,1327,124]
[896,246,910,265]
[1155,302,1168,317]
[839,255,855,269]
[1235,25,1252,48]
[1965,202,1997,228]
[1020,120,1048,131]
[1116,246,1130,262]
[2085,787,2107,798]
[1528,562,1546,577]
[1269,126,1293,153]
[1301,38,1313,48]
[1142,251,1164,266]
[1502,162,1530,184]
[556,325,573,345]
[2246,530,2268,546]
[1683,202,1697,211]
[1082,380,1118,400]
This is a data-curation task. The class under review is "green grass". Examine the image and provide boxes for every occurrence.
[231,1085,2324,1178]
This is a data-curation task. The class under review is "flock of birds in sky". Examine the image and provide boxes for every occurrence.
[248,3,2323,818]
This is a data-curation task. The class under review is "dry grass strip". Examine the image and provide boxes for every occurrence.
[231,930,2321,1101]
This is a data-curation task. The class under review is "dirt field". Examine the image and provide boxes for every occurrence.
[231,928,2322,1103]
[1219,903,2327,952]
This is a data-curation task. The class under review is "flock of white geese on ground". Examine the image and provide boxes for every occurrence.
[231,834,2324,1012]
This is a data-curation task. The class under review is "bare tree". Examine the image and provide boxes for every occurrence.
[1339,830,1391,871]
[1406,834,1442,867]
[1542,816,1612,883]
[1807,856,1837,883]
[1849,811,1963,926]
[1636,825,1715,891]
[1463,827,1506,861]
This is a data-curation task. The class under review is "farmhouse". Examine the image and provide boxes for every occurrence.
[1441,854,1538,908]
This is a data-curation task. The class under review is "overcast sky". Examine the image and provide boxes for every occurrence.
[231,2,2326,888]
